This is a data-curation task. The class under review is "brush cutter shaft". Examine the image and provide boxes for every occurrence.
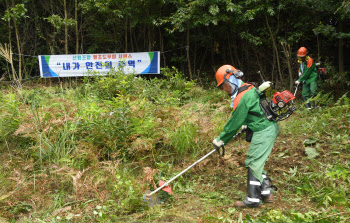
[294,84,299,96]
[292,84,299,103]
[146,149,217,197]
[145,127,247,199]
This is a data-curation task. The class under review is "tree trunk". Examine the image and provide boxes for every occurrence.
[186,29,192,80]
[64,0,68,54]
[193,32,197,78]
[317,34,320,62]
[50,0,55,54]
[198,47,207,76]
[265,14,282,85]
[75,0,79,54]
[124,17,128,53]
[338,22,344,74]
[228,34,234,65]
[159,27,165,67]
[271,43,276,84]
[253,47,266,82]
[11,0,21,81]
[281,42,293,91]
[130,22,134,52]
[134,31,139,52]
[5,0,15,81]
[125,17,128,52]
[147,8,151,51]
[233,39,241,69]
[148,25,151,51]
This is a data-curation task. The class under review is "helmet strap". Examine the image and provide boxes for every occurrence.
[227,81,238,96]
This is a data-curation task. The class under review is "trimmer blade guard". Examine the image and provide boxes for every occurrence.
[159,180,173,195]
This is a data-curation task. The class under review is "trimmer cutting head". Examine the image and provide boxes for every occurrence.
[143,180,173,207]
[143,190,161,207]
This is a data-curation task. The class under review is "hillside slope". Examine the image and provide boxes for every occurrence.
[0,70,349,222]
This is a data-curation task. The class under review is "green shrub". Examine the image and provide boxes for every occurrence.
[141,67,196,106]
[84,69,141,100]
[76,95,132,159]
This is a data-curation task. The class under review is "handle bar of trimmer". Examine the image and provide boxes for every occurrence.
[144,126,246,198]
[215,145,225,156]
[294,84,299,96]
[144,148,219,198]
[292,84,299,103]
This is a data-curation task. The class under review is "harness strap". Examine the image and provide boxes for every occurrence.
[248,111,264,118]
[237,84,251,94]
[233,83,254,111]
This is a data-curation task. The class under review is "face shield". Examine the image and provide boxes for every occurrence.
[227,75,244,107]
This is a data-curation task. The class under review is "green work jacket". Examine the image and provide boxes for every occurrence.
[297,56,318,84]
[217,85,274,145]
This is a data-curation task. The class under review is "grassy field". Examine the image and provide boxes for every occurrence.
[0,68,349,222]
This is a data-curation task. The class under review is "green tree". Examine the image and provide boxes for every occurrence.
[3,1,28,81]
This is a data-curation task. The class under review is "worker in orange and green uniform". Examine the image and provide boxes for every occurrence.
[212,65,279,208]
[295,47,318,109]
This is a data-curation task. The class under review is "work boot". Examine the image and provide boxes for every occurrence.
[234,168,261,208]
[310,101,316,109]
[234,201,248,208]
[263,194,275,203]
[305,102,312,110]
[261,174,277,203]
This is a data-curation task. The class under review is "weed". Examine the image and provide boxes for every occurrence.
[164,121,200,157]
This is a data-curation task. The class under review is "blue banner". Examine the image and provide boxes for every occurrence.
[38,51,160,77]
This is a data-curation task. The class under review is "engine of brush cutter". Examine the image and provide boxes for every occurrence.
[257,84,296,122]
[272,91,295,109]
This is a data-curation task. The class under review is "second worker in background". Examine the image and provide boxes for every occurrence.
[295,47,319,110]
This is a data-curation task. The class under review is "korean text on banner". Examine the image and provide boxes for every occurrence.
[38,51,160,78]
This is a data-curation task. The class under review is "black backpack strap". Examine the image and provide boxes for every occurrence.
[248,111,264,118]
[237,84,252,95]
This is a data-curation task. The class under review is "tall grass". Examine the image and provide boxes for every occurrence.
[164,121,200,157]
[0,67,349,222]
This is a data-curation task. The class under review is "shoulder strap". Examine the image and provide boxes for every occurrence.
[248,111,264,118]
[232,83,254,111]
[237,84,251,94]
[248,89,271,120]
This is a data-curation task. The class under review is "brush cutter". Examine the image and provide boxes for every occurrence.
[294,84,299,97]
[143,127,246,206]
[292,83,299,104]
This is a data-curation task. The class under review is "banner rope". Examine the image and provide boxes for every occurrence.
[11,53,38,58]
[160,46,189,54]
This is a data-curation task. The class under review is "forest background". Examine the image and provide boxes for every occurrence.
[0,0,350,90]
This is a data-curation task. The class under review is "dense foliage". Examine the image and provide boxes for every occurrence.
[0,68,349,222]
[0,0,349,91]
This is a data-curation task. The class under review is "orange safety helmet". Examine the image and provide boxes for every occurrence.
[297,47,308,57]
[215,65,242,87]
